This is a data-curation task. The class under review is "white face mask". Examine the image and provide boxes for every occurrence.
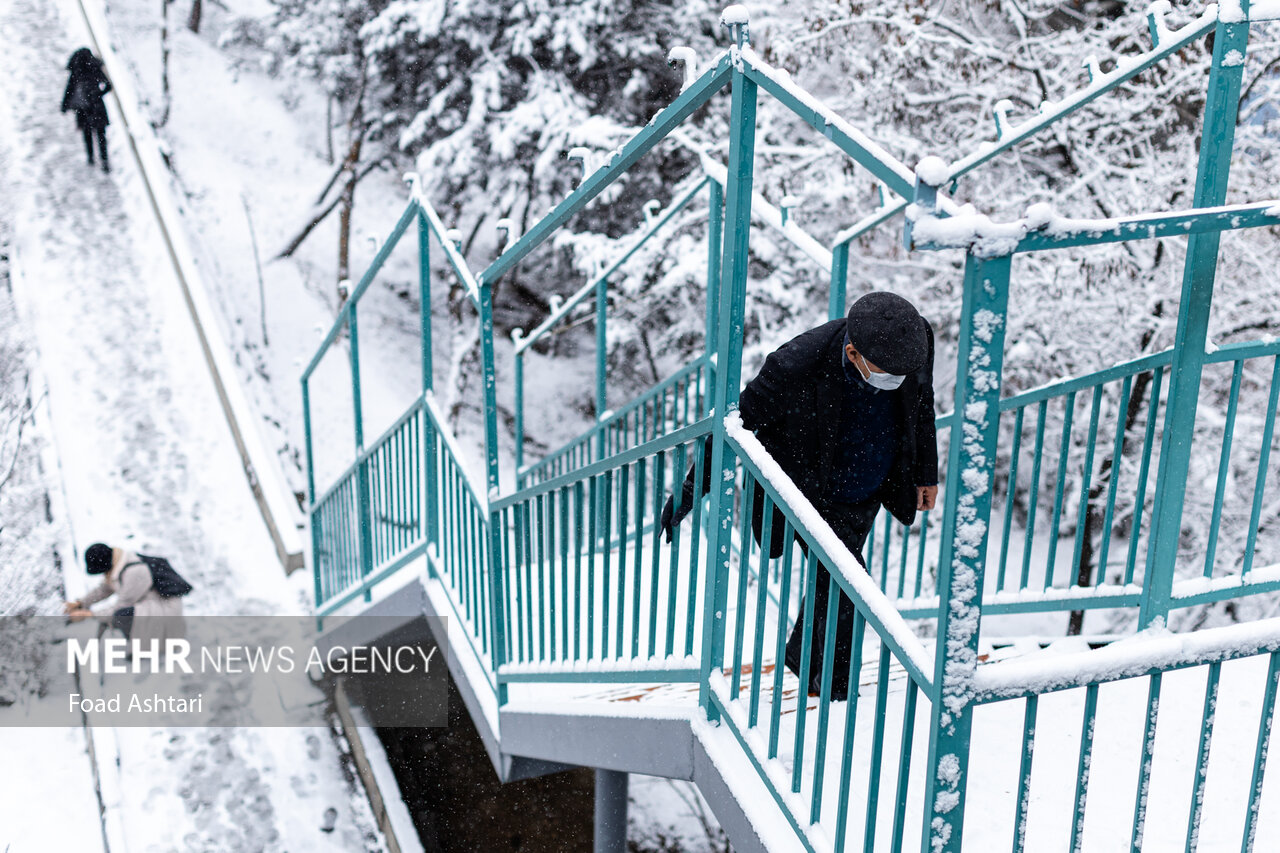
[854,352,905,391]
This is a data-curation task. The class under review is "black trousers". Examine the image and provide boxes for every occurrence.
[111,605,134,641]
[783,499,880,701]
[81,124,107,168]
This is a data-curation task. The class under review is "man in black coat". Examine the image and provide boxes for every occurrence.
[61,47,113,173]
[661,291,938,700]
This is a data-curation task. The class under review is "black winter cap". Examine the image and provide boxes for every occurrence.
[846,292,928,375]
[85,543,113,574]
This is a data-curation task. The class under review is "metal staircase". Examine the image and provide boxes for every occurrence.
[301,4,1280,850]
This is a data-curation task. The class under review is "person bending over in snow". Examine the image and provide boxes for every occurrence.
[65,543,190,647]
[61,47,113,173]
[660,291,939,701]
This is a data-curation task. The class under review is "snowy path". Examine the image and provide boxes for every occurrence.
[0,0,385,848]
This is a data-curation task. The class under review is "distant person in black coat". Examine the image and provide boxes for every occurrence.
[661,291,939,700]
[61,47,112,173]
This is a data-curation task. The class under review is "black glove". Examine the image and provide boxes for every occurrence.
[659,481,696,543]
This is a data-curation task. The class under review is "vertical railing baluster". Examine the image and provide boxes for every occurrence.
[834,610,867,850]
[1012,696,1039,853]
[574,481,585,662]
[997,406,1025,592]
[1021,400,1049,590]
[685,438,706,657]
[560,484,570,661]
[1069,386,1104,587]
[632,456,646,659]
[617,463,630,657]
[768,523,796,761]
[648,451,665,658]
[791,550,820,794]
[1130,673,1163,851]
[588,474,599,659]
[1242,357,1280,580]
[602,469,614,658]
[1045,391,1078,589]
[666,444,687,658]
[863,644,893,852]
[890,678,920,853]
[1070,683,1100,853]
[880,513,893,590]
[914,511,930,600]
[1241,652,1280,853]
[1185,663,1220,853]
[1203,363,1243,578]
[1127,367,1165,586]
[513,502,526,661]
[732,477,756,697]
[547,488,558,661]
[896,521,910,599]
[1096,376,1133,588]
[810,571,842,823]
[749,494,774,727]
[536,493,547,660]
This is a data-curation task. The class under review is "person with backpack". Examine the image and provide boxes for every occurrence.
[65,543,191,646]
[60,47,113,173]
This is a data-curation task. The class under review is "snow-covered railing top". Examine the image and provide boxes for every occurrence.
[908,198,1280,258]
[512,176,710,354]
[974,616,1280,702]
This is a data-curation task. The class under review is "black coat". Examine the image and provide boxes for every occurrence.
[62,50,112,131]
[682,319,939,558]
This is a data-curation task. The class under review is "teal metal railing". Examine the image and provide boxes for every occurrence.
[495,421,713,679]
[302,5,1280,851]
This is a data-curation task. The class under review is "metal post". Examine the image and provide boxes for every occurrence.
[418,209,439,556]
[698,12,757,719]
[419,208,432,394]
[302,376,323,625]
[349,304,375,600]
[594,769,628,852]
[706,179,724,413]
[514,350,525,484]
[477,279,509,705]
[920,251,1012,853]
[596,276,608,460]
[828,240,849,321]
[1139,10,1250,627]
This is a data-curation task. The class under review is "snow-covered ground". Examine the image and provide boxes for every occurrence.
[0,0,388,847]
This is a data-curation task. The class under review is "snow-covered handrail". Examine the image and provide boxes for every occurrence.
[691,148,835,273]
[513,175,711,354]
[944,4,1220,184]
[974,617,1280,702]
[481,52,735,286]
[406,174,483,305]
[301,198,422,382]
[738,47,917,197]
[909,198,1280,256]
[424,392,489,514]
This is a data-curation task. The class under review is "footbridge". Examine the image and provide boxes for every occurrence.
[301,5,1280,850]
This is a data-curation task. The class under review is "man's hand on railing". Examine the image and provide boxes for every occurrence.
[660,479,698,542]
